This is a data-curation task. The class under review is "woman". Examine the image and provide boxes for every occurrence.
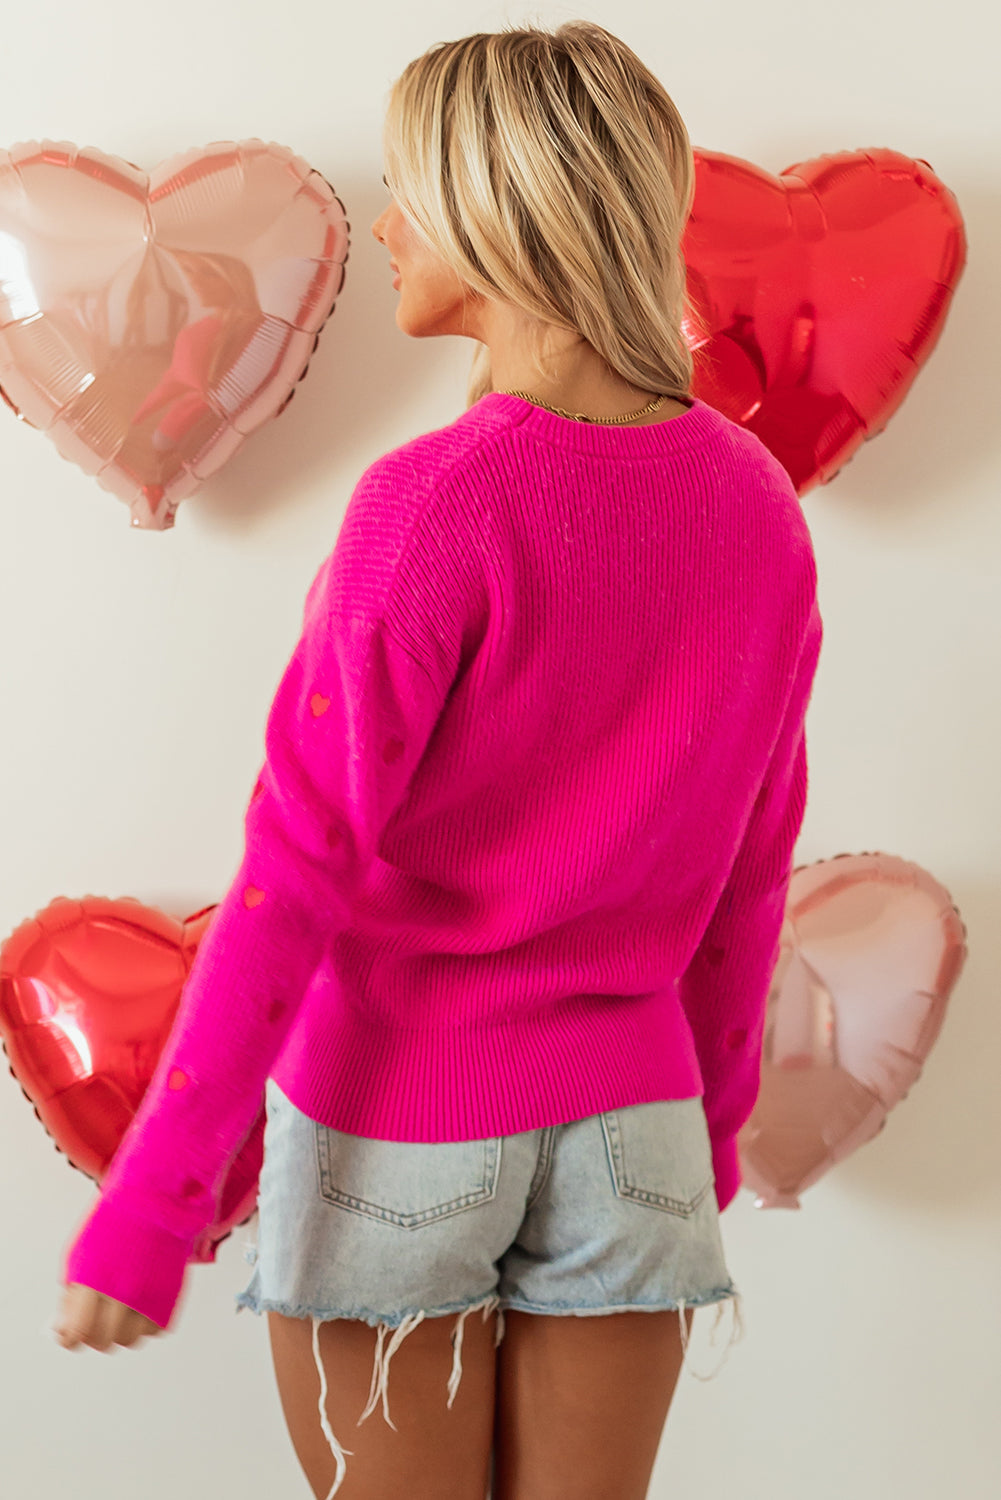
[55,20,822,1500]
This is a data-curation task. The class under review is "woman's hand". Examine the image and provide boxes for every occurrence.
[54,1283,164,1352]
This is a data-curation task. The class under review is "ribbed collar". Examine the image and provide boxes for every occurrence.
[469,390,723,459]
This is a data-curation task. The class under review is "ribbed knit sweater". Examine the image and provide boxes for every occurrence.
[63,390,823,1330]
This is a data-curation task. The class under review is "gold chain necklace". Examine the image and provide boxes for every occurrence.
[495,389,669,425]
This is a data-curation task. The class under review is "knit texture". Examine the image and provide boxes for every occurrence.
[64,391,823,1329]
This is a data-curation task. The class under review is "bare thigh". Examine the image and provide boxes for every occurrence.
[492,1306,694,1500]
[267,1306,496,1500]
[267,1302,692,1500]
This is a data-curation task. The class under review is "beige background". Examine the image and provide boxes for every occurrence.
[1,1,998,1495]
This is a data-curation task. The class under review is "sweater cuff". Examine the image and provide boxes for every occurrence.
[63,1198,196,1331]
[712,1135,741,1213]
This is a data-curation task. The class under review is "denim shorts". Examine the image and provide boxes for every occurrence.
[235,1076,743,1498]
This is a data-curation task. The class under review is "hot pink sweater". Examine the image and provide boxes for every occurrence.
[63,391,823,1330]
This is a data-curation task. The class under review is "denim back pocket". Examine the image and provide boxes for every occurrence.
[315,1125,502,1229]
[600,1097,715,1218]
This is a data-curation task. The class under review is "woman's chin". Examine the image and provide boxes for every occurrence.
[395,307,433,339]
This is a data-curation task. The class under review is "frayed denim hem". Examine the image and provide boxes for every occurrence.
[236,1289,503,1499]
[233,1283,743,1497]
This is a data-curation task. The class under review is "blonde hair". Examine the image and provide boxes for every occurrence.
[382,18,701,409]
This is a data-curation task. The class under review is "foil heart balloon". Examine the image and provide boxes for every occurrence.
[0,894,261,1261]
[736,853,967,1209]
[0,138,349,529]
[683,148,967,492]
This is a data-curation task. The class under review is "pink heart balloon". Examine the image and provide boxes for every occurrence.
[737,852,967,1208]
[0,138,349,529]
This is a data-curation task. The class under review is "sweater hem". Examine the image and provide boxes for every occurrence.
[270,984,705,1143]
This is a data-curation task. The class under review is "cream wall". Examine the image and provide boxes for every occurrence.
[1,2,998,1495]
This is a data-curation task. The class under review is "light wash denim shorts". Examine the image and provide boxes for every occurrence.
[235,1076,743,1497]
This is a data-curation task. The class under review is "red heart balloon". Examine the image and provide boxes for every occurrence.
[0,894,263,1261]
[736,852,968,1208]
[683,148,967,491]
[0,138,349,530]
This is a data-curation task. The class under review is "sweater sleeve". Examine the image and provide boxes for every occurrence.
[678,591,823,1213]
[62,462,469,1331]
